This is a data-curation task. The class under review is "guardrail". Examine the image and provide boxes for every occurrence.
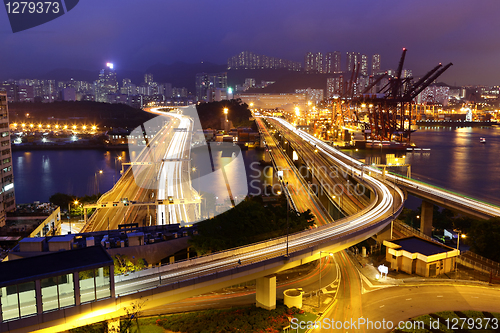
[114,197,405,297]
[393,220,441,244]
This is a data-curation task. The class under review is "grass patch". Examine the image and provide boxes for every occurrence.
[131,318,166,333]
[156,304,307,333]
[281,312,317,333]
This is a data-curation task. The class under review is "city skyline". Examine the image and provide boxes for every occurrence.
[1,0,500,85]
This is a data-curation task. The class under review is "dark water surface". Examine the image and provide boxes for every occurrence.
[13,148,265,204]
[344,126,500,207]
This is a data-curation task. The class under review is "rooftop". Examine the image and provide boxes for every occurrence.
[390,236,454,256]
[0,245,112,286]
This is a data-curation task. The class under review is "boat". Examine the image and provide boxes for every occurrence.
[480,137,486,143]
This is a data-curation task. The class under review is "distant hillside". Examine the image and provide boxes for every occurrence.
[227,68,293,88]
[8,101,155,129]
[41,68,144,85]
[247,72,342,94]
[15,63,341,95]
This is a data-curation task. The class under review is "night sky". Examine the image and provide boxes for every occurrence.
[1,0,500,85]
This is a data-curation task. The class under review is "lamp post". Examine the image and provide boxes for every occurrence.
[114,156,122,184]
[456,233,466,271]
[68,200,78,234]
[318,251,333,308]
[223,108,229,133]
[95,170,103,195]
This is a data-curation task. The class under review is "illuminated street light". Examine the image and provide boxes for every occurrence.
[223,108,229,132]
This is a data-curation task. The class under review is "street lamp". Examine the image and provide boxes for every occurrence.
[67,200,78,234]
[457,233,465,251]
[318,251,334,308]
[455,233,466,271]
[114,156,123,183]
[223,108,229,133]
[95,170,103,195]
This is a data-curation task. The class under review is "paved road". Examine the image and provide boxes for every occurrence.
[310,251,500,333]
[256,117,332,226]
[140,256,339,316]
[82,108,199,231]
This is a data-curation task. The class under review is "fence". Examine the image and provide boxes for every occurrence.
[394,221,500,279]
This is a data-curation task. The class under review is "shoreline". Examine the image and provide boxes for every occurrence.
[11,144,129,151]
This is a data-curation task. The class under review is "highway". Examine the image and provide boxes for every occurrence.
[256,117,333,226]
[155,110,199,225]
[112,118,404,297]
[9,115,405,333]
[82,108,199,231]
[267,117,500,220]
[266,118,373,217]
[140,257,339,316]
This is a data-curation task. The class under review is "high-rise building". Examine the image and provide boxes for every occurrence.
[305,52,323,73]
[360,54,368,76]
[371,54,381,75]
[96,63,118,102]
[0,92,15,227]
[346,52,360,73]
[227,51,301,71]
[144,73,154,85]
[295,88,324,103]
[403,69,413,79]
[324,51,341,74]
[327,77,343,98]
[162,83,173,99]
[195,72,227,101]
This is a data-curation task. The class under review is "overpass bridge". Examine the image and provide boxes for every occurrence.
[268,116,500,235]
[1,116,405,333]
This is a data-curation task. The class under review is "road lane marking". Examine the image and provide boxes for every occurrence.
[406,298,412,301]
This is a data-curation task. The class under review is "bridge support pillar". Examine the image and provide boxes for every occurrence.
[420,201,433,236]
[108,319,120,332]
[256,275,276,310]
[263,165,274,188]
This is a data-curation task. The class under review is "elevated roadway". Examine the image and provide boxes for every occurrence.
[270,117,500,221]
[81,108,199,232]
[8,116,404,333]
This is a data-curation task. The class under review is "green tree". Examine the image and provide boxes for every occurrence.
[468,217,500,262]
[196,99,253,129]
[189,195,314,255]
[49,192,74,209]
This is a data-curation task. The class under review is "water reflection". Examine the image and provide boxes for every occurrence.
[346,126,500,206]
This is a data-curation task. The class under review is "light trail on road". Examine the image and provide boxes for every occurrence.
[114,117,404,297]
